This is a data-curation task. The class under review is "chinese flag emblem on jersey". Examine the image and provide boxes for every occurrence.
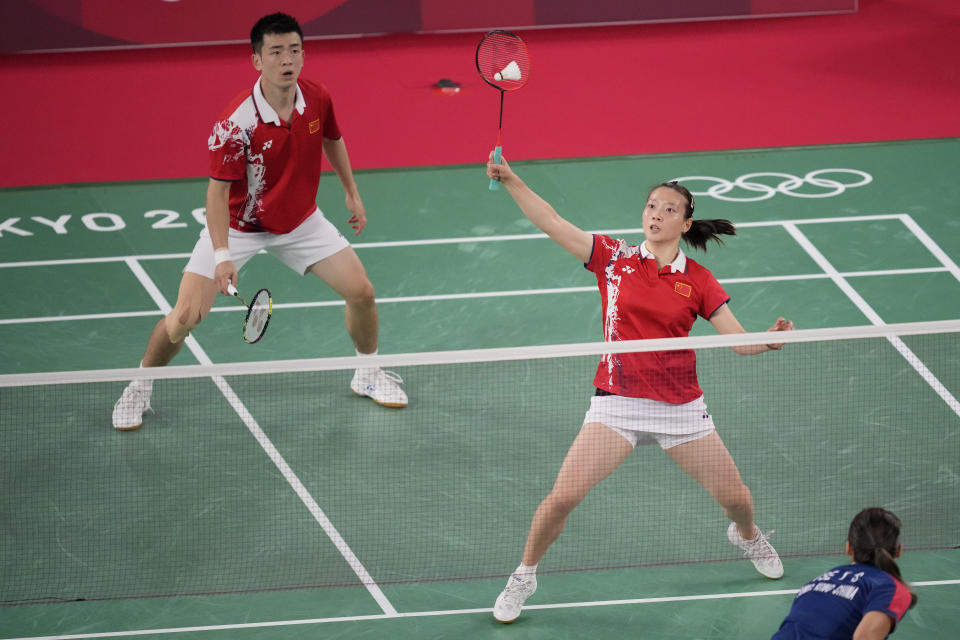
[309,119,321,134]
[674,281,692,297]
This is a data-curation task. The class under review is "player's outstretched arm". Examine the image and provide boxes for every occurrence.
[486,153,592,262]
[709,304,795,355]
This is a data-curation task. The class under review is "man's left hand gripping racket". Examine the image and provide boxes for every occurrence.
[227,283,272,344]
[476,30,530,191]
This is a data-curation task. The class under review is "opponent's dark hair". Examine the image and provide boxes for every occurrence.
[251,13,303,53]
[654,181,736,252]
[848,507,917,608]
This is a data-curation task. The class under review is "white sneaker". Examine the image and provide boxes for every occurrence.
[350,368,408,408]
[727,522,784,579]
[112,381,152,430]
[493,573,537,623]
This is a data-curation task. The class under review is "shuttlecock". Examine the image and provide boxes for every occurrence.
[494,60,521,82]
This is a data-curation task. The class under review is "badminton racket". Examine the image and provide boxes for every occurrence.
[227,283,272,344]
[476,30,530,191]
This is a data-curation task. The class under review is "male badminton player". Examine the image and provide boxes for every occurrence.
[112,12,407,430]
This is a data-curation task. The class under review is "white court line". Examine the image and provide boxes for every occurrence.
[0,267,950,326]
[0,213,914,269]
[3,580,958,640]
[0,253,191,268]
[120,258,397,618]
[783,224,960,419]
[899,214,960,284]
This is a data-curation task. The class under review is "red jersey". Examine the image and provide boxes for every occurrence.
[207,78,342,234]
[585,234,730,404]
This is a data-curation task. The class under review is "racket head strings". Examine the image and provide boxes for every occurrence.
[476,30,530,91]
[242,288,272,344]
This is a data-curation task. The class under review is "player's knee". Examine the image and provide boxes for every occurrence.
[720,485,754,515]
[165,305,205,342]
[345,279,376,306]
[543,489,583,516]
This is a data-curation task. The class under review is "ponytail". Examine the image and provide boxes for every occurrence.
[654,181,736,252]
[683,219,736,252]
[848,507,918,608]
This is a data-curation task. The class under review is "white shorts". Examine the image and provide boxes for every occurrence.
[583,393,716,450]
[184,208,350,277]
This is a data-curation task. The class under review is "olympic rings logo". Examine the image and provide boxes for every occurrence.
[670,169,872,202]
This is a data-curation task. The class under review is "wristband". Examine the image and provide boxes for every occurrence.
[214,248,232,265]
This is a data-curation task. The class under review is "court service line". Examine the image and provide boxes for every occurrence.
[783,225,960,419]
[0,213,915,270]
[0,266,951,326]
[4,580,958,640]
[899,214,960,284]
[120,258,397,618]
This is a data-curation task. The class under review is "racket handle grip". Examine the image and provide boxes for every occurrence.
[489,146,503,191]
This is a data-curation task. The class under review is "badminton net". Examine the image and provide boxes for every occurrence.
[1,319,958,604]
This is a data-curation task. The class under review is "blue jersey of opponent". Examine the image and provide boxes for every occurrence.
[772,563,912,639]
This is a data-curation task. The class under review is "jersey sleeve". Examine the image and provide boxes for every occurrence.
[585,234,617,275]
[207,119,246,181]
[865,576,912,631]
[698,268,730,319]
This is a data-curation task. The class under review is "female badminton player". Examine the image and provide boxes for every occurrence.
[773,507,917,639]
[485,154,795,623]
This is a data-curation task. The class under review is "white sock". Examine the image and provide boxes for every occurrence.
[355,350,378,374]
[135,362,154,392]
[514,563,538,579]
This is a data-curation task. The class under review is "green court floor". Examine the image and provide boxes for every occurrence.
[1,139,959,639]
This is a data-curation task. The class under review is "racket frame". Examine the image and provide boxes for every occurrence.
[241,288,272,344]
[475,30,530,192]
[227,283,273,345]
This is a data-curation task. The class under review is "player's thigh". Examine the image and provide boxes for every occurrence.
[551,422,634,500]
[307,247,374,301]
[665,430,746,498]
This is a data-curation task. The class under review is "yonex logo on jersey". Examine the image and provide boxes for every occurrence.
[309,119,321,134]
[262,140,273,151]
[674,282,692,297]
[620,265,635,274]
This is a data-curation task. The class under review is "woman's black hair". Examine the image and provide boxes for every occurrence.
[654,181,736,252]
[848,507,917,608]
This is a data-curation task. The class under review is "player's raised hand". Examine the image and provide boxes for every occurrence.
[487,151,517,185]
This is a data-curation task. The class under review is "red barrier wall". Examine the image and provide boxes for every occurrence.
[2,0,856,53]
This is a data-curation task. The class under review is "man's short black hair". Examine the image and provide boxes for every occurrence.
[251,13,303,53]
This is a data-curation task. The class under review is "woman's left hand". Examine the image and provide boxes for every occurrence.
[765,317,795,350]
